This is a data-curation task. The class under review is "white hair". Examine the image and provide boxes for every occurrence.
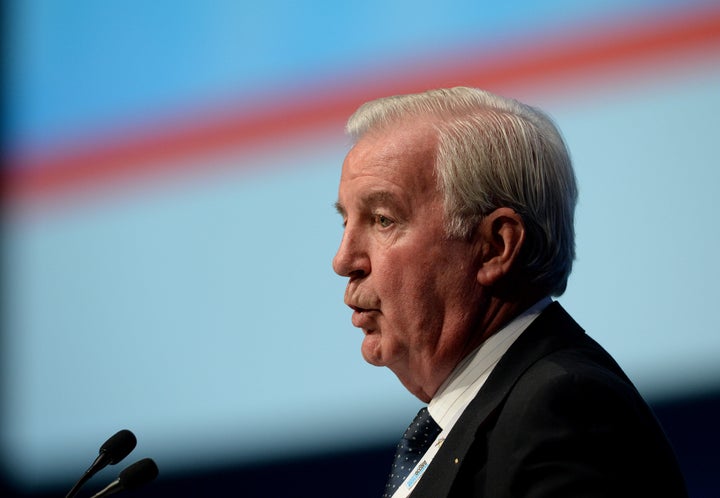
[346,87,578,296]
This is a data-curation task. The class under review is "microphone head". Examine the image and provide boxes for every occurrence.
[99,430,137,465]
[118,458,159,490]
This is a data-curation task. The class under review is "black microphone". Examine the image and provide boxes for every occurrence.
[89,458,159,498]
[65,429,137,498]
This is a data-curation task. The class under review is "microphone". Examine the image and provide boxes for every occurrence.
[65,429,137,498]
[89,458,159,498]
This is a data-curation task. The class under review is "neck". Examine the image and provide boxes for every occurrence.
[413,291,545,402]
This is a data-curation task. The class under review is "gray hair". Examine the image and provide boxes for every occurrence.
[346,87,578,296]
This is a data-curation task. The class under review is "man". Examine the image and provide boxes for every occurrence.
[332,87,687,497]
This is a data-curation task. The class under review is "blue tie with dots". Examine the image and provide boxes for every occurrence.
[383,407,441,497]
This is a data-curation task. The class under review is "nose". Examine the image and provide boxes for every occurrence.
[332,224,369,278]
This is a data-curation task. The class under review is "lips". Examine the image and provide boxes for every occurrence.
[348,304,380,330]
[344,286,380,328]
[344,286,379,310]
[352,309,378,329]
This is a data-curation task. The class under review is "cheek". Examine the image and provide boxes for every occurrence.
[382,276,447,341]
[386,253,475,326]
[373,233,473,313]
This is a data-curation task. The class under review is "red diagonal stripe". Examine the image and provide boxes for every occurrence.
[6,5,720,201]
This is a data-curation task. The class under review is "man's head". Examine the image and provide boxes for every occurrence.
[333,87,577,400]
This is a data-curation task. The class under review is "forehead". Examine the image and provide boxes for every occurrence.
[339,121,439,201]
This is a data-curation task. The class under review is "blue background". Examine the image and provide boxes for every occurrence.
[4,0,720,496]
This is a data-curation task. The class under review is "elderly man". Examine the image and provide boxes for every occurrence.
[332,87,686,497]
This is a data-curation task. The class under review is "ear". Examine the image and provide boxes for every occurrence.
[475,207,525,287]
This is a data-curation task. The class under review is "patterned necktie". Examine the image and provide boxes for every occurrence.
[383,407,442,497]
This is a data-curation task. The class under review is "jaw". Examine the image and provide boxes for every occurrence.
[389,361,441,404]
[384,346,464,403]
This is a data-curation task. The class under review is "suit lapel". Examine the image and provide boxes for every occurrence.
[409,302,585,497]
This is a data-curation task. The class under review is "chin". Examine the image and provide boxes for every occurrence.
[360,335,388,367]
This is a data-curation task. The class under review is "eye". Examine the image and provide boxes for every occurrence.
[374,214,393,228]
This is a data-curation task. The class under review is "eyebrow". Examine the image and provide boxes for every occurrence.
[334,191,397,217]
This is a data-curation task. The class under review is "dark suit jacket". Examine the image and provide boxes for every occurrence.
[409,302,687,498]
